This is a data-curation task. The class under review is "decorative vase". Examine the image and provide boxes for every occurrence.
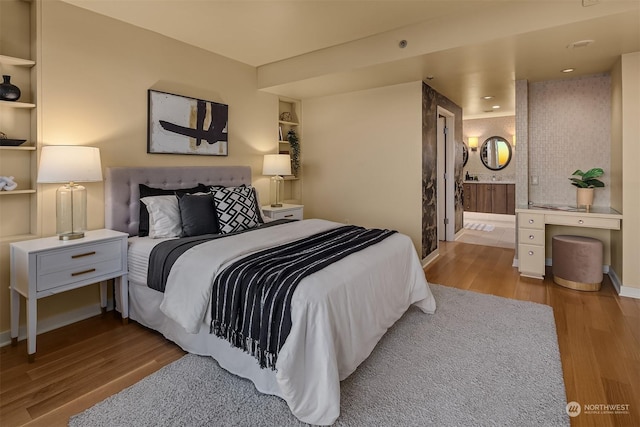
[0,75,21,101]
[576,188,594,211]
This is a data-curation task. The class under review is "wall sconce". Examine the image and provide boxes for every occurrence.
[37,146,103,240]
[468,137,478,151]
[512,134,516,147]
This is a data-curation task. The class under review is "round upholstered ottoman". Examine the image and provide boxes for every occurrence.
[552,235,603,291]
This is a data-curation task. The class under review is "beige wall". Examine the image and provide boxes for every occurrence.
[1,0,279,333]
[302,81,424,253]
[620,52,640,291]
[610,58,623,280]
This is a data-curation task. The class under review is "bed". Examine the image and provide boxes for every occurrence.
[105,165,436,425]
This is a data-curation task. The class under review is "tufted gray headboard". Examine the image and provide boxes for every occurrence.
[105,166,252,236]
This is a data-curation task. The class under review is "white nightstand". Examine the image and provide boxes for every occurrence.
[261,204,304,221]
[10,229,128,362]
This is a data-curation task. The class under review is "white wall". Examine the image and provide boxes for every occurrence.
[302,81,424,253]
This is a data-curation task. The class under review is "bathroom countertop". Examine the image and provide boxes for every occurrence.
[464,180,516,184]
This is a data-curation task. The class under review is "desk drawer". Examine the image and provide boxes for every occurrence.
[519,213,544,230]
[37,240,122,275]
[545,214,620,230]
[37,257,122,292]
[518,228,545,246]
[518,243,545,276]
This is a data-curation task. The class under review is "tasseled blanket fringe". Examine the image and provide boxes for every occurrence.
[211,320,278,370]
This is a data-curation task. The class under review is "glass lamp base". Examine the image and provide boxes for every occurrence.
[56,183,87,239]
[58,231,85,241]
[270,175,285,207]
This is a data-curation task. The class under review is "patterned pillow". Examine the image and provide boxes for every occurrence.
[212,186,260,234]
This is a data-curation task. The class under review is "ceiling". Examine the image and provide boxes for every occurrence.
[62,0,640,118]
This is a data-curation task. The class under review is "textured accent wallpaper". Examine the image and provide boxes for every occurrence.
[528,74,611,207]
[515,80,529,208]
[422,83,463,259]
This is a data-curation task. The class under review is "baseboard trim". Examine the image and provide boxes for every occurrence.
[609,267,622,294]
[619,286,640,299]
[608,267,640,299]
[422,249,439,268]
[0,299,114,348]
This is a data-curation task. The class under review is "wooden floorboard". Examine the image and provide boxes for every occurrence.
[1,240,638,426]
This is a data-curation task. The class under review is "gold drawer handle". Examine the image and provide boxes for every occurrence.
[71,251,96,259]
[71,268,96,277]
[528,251,534,256]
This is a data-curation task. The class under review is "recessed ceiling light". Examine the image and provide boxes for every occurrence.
[482,96,493,100]
[425,75,434,80]
[562,68,575,73]
[492,105,500,109]
[567,39,595,49]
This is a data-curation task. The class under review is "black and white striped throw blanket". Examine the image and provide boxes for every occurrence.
[210,225,396,369]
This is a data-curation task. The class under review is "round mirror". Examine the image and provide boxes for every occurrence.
[480,136,512,170]
[462,142,469,167]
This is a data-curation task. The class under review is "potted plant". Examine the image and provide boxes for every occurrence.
[569,168,604,211]
[287,129,300,177]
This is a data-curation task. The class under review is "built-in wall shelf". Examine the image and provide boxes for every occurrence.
[279,120,300,126]
[0,54,35,67]
[0,100,36,109]
[277,97,302,204]
[0,189,36,195]
[0,145,36,151]
[0,2,40,241]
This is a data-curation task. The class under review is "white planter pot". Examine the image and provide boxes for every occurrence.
[576,188,594,211]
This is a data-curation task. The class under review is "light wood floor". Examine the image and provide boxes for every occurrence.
[1,241,638,426]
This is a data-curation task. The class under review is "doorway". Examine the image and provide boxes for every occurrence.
[437,107,455,242]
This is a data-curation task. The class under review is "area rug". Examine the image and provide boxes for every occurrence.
[464,222,495,232]
[69,284,569,426]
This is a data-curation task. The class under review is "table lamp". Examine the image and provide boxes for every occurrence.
[37,146,103,240]
[262,154,291,207]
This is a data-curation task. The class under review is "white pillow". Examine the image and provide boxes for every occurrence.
[140,195,182,238]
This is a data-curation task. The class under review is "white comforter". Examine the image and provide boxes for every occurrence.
[160,219,436,425]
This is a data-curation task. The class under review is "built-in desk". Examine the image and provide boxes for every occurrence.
[515,205,622,279]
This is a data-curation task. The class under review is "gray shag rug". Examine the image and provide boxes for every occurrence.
[69,284,569,426]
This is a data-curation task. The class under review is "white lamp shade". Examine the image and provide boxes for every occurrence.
[263,154,291,176]
[37,146,103,183]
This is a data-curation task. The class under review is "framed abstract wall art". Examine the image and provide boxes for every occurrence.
[147,89,228,156]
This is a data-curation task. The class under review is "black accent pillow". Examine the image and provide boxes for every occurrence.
[177,193,219,237]
[138,183,208,237]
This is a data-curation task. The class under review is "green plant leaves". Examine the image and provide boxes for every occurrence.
[569,167,604,188]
